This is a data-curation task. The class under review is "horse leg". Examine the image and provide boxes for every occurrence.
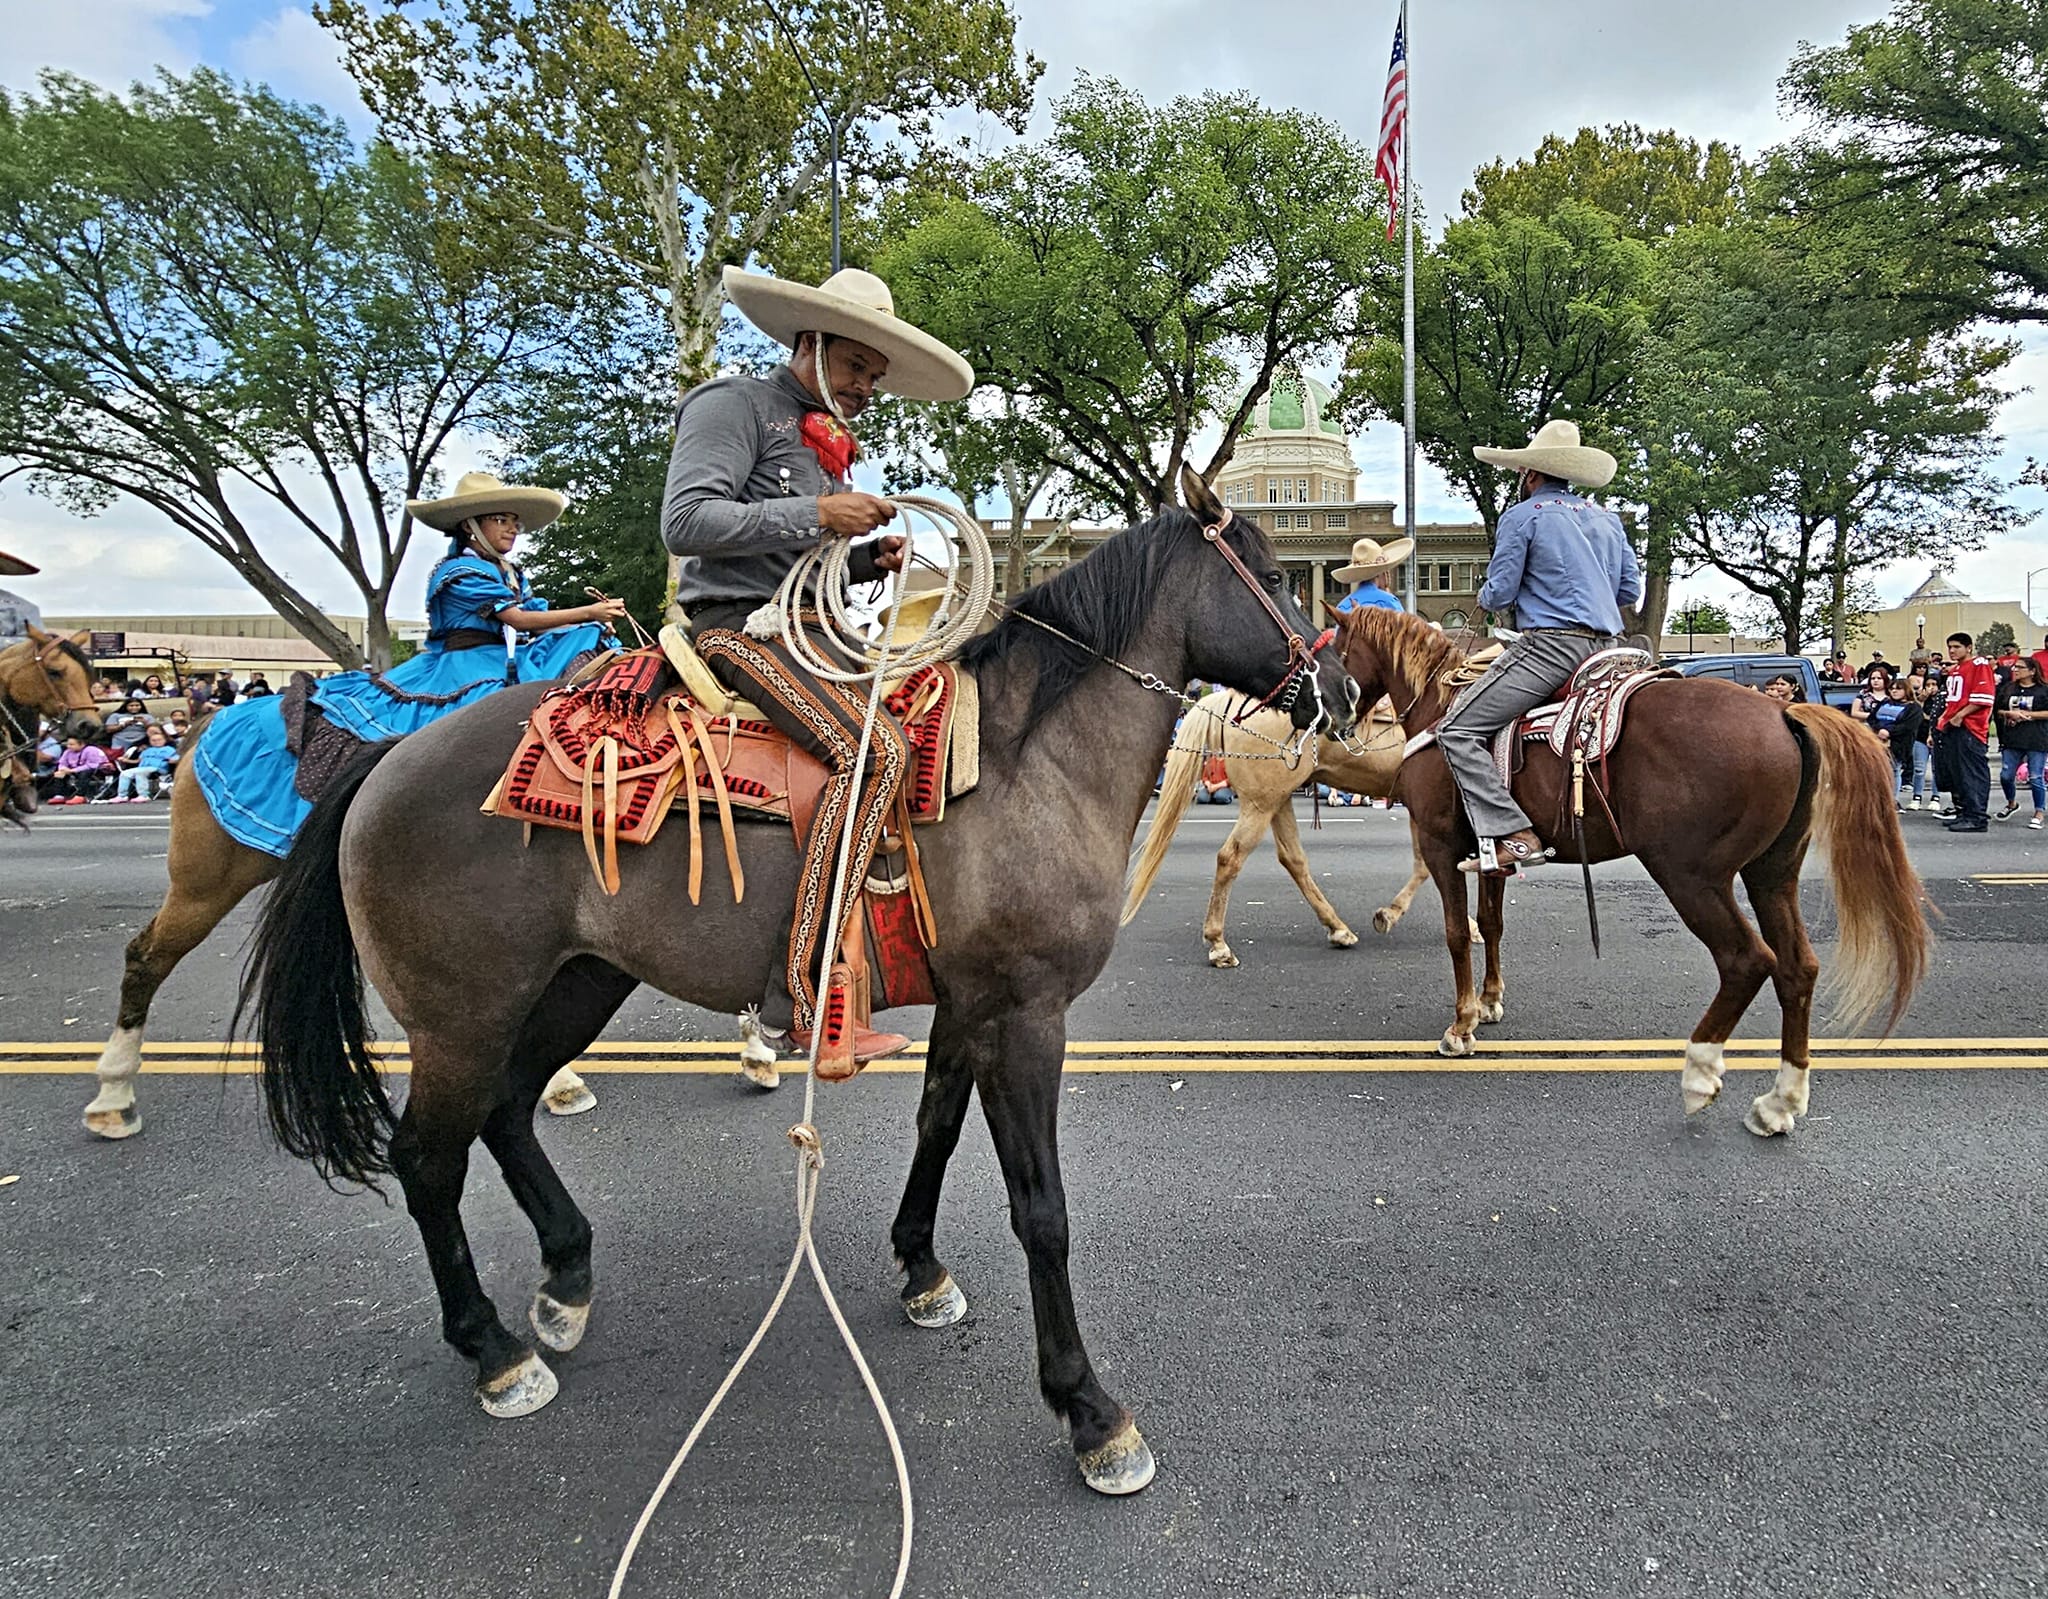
[1269,803,1356,950]
[1427,852,1482,1057]
[1203,807,1271,967]
[1476,871,1507,1024]
[1741,862,1820,1137]
[974,1004,1153,1495]
[1371,836,1431,936]
[390,1034,554,1417]
[479,957,638,1352]
[887,1008,982,1330]
[1647,869,1777,1119]
[87,783,275,1139]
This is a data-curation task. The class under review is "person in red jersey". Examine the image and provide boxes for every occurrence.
[1933,631,1996,832]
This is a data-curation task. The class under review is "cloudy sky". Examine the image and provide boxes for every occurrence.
[3,0,2043,630]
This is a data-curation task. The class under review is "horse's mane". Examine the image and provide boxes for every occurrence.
[1341,607,1468,700]
[958,506,1205,738]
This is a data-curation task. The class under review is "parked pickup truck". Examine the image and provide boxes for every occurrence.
[1660,653,1861,710]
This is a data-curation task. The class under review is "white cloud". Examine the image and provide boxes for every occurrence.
[0,0,209,95]
[227,5,370,131]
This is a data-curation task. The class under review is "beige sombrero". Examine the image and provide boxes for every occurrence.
[1333,535,1415,582]
[1472,419,1616,488]
[723,266,973,403]
[0,548,37,577]
[406,472,568,534]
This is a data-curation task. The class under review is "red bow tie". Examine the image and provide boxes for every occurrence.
[801,411,859,481]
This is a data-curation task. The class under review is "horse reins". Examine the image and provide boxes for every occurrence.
[0,636,97,772]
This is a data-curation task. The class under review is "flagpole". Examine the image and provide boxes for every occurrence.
[1400,0,1417,611]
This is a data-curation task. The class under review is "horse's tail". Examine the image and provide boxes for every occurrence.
[1785,705,1931,1036]
[233,740,401,1189]
[1121,692,1226,925]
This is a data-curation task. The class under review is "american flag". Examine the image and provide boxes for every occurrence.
[1376,13,1408,240]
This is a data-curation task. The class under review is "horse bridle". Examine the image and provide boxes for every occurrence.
[0,636,99,774]
[1199,508,1335,728]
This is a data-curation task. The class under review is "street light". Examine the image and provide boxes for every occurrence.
[2027,566,2048,628]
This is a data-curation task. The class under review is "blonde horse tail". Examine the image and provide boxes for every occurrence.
[1786,704,1931,1035]
[1121,692,1223,925]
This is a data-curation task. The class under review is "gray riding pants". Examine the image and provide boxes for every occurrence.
[1437,627,1618,840]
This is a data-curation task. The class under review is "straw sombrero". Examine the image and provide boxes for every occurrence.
[723,267,973,403]
[406,472,567,534]
[0,548,38,577]
[1472,419,1616,488]
[1333,535,1416,582]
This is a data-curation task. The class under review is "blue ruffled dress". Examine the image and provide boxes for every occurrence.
[193,551,614,856]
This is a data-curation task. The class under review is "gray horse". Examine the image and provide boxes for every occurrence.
[241,470,1356,1495]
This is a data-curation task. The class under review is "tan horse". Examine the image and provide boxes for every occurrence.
[2,627,104,825]
[1121,690,1430,967]
[82,716,598,1140]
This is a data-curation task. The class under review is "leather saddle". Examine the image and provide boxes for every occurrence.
[1490,646,1678,789]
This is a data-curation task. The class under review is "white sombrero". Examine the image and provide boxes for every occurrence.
[723,266,974,403]
[1472,419,1616,489]
[406,472,568,534]
[1332,535,1415,582]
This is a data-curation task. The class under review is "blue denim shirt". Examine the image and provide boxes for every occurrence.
[1335,581,1404,614]
[1477,490,1641,633]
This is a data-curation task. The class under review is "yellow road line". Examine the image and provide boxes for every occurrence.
[3,1054,2037,1076]
[1972,874,2048,884]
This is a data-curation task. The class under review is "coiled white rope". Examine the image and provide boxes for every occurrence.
[611,503,994,1599]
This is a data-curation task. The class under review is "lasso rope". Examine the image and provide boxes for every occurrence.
[610,505,995,1599]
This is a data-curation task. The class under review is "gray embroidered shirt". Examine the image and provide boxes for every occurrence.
[661,364,880,609]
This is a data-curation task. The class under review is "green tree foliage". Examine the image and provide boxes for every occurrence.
[1783,0,2048,325]
[878,78,1393,519]
[1344,201,1655,536]
[1668,599,1732,637]
[1642,217,2022,653]
[0,71,574,669]
[1463,123,1744,238]
[1976,620,2016,654]
[320,0,1041,385]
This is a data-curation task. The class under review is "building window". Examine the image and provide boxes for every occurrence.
[1267,482,1279,504]
[1297,477,1309,503]
[1442,608,1470,631]
[1325,512,1348,530]
[1437,563,1452,592]
[1417,566,1432,592]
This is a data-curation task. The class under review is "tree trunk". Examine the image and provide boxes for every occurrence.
[1620,502,1674,647]
[662,311,724,621]
[362,607,393,674]
[1826,517,1853,656]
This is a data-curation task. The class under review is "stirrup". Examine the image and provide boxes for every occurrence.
[1459,836,1554,877]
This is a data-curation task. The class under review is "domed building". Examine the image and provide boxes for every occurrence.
[985,368,1493,627]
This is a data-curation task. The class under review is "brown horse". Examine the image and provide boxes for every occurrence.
[1,627,103,826]
[81,719,597,1143]
[1333,607,1930,1135]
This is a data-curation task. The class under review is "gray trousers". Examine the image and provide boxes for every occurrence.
[1438,627,1617,840]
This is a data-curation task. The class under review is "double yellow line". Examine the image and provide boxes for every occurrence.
[2,1039,2039,1076]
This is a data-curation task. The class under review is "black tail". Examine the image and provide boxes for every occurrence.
[233,740,401,1189]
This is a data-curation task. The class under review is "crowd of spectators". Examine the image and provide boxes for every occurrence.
[31,666,274,805]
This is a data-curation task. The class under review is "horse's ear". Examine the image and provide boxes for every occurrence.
[1319,601,1343,624]
[24,623,50,644]
[67,630,92,651]
[1178,464,1224,526]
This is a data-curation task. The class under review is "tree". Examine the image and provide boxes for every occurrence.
[1642,217,2023,653]
[321,0,1041,387]
[1343,201,1655,536]
[1976,620,2016,655]
[0,71,576,669]
[879,78,1393,519]
[1463,124,1744,238]
[1783,0,2048,326]
[1669,599,1732,637]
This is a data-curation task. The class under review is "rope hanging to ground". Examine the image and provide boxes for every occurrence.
[610,504,995,1599]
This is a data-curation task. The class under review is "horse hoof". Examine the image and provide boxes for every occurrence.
[1438,1031,1473,1058]
[903,1273,968,1329]
[1478,1000,1505,1025]
[529,1291,591,1353]
[542,1079,597,1118]
[1077,1423,1156,1496]
[1744,1097,1795,1138]
[1371,909,1397,935]
[83,1104,142,1140]
[1682,1083,1721,1116]
[1207,944,1239,969]
[738,1059,781,1091]
[477,1352,558,1418]
[1328,927,1359,949]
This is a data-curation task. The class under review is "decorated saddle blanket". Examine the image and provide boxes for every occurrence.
[1486,649,1678,790]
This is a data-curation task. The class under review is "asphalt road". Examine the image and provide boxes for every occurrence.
[1,802,2044,1599]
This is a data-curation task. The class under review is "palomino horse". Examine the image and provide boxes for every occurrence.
[1,627,103,826]
[81,736,597,1142]
[1333,607,1929,1135]
[1122,690,1429,966]
[239,472,1355,1493]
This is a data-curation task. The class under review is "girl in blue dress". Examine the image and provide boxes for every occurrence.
[193,472,625,857]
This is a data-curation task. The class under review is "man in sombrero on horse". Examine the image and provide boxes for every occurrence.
[662,265,973,1066]
[1439,420,1641,877]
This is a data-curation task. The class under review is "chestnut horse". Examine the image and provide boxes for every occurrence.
[1,627,103,826]
[1333,608,1929,1136]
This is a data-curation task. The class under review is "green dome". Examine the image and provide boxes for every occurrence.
[1240,372,1347,439]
